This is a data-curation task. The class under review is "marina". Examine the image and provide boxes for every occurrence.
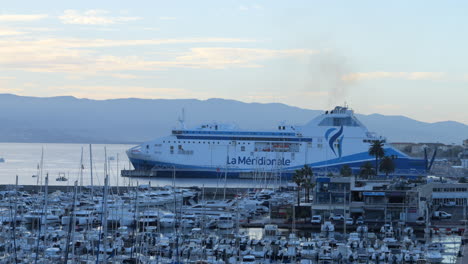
[0,174,465,263]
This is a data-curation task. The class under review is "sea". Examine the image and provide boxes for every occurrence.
[0,142,277,188]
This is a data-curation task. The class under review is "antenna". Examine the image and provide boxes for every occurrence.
[178,108,186,129]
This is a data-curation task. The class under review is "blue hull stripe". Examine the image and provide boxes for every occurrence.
[128,148,427,178]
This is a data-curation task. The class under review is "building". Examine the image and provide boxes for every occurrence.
[419,182,468,206]
[311,175,422,223]
[311,176,354,218]
[350,180,420,223]
[461,139,468,169]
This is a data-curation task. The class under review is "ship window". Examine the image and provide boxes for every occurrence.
[146,145,149,149]
[199,141,201,144]
[163,141,165,143]
[241,146,245,151]
[318,117,359,127]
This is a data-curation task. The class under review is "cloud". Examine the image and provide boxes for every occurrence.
[342,72,446,82]
[0,14,48,22]
[0,88,23,93]
[59,9,141,25]
[45,85,207,100]
[0,37,313,74]
[108,73,139,79]
[172,47,317,69]
[0,26,57,37]
[239,4,263,11]
[0,28,25,36]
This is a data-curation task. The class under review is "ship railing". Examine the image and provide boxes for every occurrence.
[178,150,194,155]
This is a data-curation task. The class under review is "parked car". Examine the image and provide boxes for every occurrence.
[345,217,354,225]
[356,216,364,225]
[432,211,452,219]
[329,214,345,221]
[416,216,425,225]
[311,215,322,224]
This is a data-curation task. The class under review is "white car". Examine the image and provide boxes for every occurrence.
[311,215,322,224]
[433,211,452,219]
[345,218,354,225]
[329,214,345,221]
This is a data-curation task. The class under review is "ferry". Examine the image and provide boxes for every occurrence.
[126,106,427,179]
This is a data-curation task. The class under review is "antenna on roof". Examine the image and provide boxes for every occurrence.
[178,108,186,129]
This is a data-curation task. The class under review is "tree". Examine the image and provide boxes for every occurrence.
[340,165,352,177]
[301,165,314,203]
[369,140,385,175]
[359,162,375,180]
[379,156,395,178]
[293,169,304,206]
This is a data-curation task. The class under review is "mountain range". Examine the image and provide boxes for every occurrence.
[0,94,466,145]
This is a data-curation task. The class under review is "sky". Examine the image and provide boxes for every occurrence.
[0,0,467,124]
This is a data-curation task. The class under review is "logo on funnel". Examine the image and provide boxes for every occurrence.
[325,126,344,158]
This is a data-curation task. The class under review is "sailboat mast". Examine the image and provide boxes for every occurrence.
[39,147,44,188]
[89,144,94,198]
[64,181,78,263]
[9,175,18,264]
[79,146,84,192]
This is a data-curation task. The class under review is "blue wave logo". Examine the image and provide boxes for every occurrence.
[325,126,344,158]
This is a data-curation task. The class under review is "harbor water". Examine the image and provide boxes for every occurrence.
[0,142,280,188]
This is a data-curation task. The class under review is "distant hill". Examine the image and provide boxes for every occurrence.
[0,94,466,144]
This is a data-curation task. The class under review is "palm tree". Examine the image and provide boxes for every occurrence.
[293,169,304,206]
[368,140,385,176]
[302,165,313,202]
[379,156,395,178]
[359,162,375,180]
[340,165,352,177]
